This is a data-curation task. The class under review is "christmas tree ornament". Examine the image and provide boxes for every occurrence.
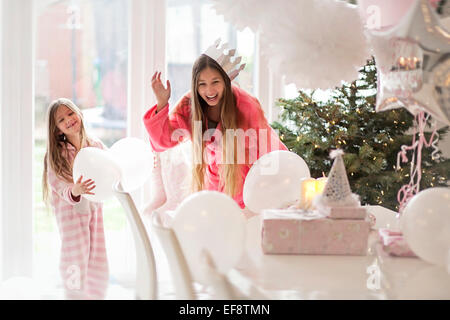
[374,39,424,115]
[314,149,360,215]
[363,0,450,126]
[203,38,246,81]
[212,0,370,89]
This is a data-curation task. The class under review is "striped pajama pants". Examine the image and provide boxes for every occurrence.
[55,206,109,300]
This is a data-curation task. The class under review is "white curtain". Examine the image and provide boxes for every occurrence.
[0,0,34,280]
[0,0,3,282]
[128,0,166,206]
[0,0,169,283]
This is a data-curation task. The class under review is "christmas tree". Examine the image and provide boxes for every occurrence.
[272,57,450,211]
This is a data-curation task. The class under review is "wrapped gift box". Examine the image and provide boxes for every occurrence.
[327,206,367,219]
[378,228,417,257]
[262,209,370,256]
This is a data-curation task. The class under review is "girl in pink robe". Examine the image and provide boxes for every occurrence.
[143,54,287,208]
[43,98,109,299]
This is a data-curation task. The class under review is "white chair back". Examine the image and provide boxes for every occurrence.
[150,212,195,299]
[113,182,157,300]
[150,212,239,300]
[199,249,236,299]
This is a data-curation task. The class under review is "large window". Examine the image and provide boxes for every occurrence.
[34,0,135,294]
[166,0,256,106]
[14,0,292,297]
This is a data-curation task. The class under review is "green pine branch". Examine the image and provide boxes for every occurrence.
[272,57,450,211]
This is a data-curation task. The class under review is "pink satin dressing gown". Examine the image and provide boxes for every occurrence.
[143,85,287,208]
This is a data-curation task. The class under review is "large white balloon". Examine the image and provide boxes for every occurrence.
[110,137,153,191]
[172,191,246,284]
[73,147,122,202]
[401,187,450,267]
[243,150,310,213]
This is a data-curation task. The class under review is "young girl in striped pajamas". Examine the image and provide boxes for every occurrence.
[42,98,109,300]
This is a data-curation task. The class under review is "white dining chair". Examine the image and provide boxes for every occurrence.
[150,212,196,299]
[150,212,239,300]
[199,249,236,300]
[113,182,157,300]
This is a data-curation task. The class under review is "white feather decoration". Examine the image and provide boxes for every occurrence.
[329,148,345,159]
[211,0,371,89]
[210,0,264,32]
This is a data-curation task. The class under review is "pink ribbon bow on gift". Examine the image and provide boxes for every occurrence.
[378,228,417,257]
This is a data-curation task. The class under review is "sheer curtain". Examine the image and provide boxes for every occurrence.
[0,0,3,281]
[0,0,166,287]
[0,0,34,281]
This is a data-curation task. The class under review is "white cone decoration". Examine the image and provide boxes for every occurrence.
[314,149,360,214]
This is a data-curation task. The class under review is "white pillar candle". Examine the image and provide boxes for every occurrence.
[299,177,328,210]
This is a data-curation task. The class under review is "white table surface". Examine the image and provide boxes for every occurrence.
[227,206,450,300]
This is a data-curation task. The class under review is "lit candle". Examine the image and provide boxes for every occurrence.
[299,177,328,210]
[299,178,316,210]
[398,56,406,70]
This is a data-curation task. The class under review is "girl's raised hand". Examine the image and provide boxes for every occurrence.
[72,175,96,198]
[151,71,171,111]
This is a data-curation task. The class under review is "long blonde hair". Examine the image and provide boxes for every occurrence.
[190,54,242,198]
[42,98,92,204]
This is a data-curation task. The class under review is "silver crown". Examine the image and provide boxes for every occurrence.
[203,38,246,80]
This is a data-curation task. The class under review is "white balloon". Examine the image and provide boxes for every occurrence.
[110,137,153,191]
[172,191,246,284]
[401,187,450,267]
[243,150,310,213]
[73,147,122,202]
